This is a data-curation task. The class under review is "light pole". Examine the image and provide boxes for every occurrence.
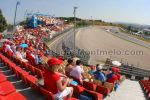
[73,6,78,56]
[13,1,20,31]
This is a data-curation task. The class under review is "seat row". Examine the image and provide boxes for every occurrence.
[0,53,77,100]
[0,57,26,100]
[139,79,150,100]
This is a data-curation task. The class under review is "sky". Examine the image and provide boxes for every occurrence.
[0,0,150,25]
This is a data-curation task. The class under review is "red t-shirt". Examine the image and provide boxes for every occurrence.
[116,74,121,81]
[44,70,60,94]
[107,74,118,84]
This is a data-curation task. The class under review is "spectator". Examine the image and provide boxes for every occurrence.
[93,65,106,83]
[70,60,85,84]
[15,47,28,62]
[88,66,96,75]
[65,58,75,76]
[106,67,120,91]
[44,57,73,100]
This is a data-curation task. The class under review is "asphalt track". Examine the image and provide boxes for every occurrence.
[76,26,150,70]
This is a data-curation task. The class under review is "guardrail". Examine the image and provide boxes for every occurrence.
[44,27,73,43]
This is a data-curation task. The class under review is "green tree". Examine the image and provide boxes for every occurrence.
[0,9,7,32]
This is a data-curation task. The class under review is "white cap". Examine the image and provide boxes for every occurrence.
[97,65,103,70]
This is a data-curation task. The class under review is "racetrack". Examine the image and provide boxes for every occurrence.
[76,26,150,70]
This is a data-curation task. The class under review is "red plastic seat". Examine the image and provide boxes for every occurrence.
[0,92,26,100]
[40,87,54,100]
[28,65,36,75]
[25,75,38,86]
[96,85,110,96]
[84,89,103,100]
[35,68,44,78]
[0,81,16,96]
[70,84,84,97]
[83,81,97,91]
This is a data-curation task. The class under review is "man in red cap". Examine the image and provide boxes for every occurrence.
[106,67,120,91]
[44,57,73,99]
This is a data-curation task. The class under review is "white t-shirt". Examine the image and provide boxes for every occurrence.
[70,65,84,80]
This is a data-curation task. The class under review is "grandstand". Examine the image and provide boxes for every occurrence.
[0,13,149,100]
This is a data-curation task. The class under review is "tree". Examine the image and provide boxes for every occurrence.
[0,9,7,32]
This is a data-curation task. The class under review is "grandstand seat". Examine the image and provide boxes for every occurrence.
[21,62,29,71]
[38,65,45,71]
[103,82,114,92]
[0,92,26,100]
[34,68,44,78]
[0,81,16,96]
[96,85,110,96]
[28,65,36,75]
[0,73,7,83]
[84,89,103,100]
[17,70,29,80]
[70,84,84,97]
[92,79,102,86]
[25,75,38,86]
[39,87,54,100]
[83,81,97,91]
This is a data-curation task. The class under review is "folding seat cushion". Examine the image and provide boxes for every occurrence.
[83,81,97,91]
[0,92,26,100]
[96,85,110,96]
[0,73,7,83]
[0,81,16,96]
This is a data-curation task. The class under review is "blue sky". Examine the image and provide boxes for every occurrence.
[0,0,150,25]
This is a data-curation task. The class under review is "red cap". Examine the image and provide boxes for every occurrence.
[47,57,62,67]
[90,66,95,70]
[111,67,118,73]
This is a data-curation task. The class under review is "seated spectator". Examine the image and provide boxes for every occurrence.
[44,57,73,100]
[65,58,75,76]
[88,65,96,75]
[70,60,85,84]
[15,47,28,62]
[93,65,106,83]
[106,67,120,91]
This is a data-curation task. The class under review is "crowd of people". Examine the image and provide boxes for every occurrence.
[43,57,122,99]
